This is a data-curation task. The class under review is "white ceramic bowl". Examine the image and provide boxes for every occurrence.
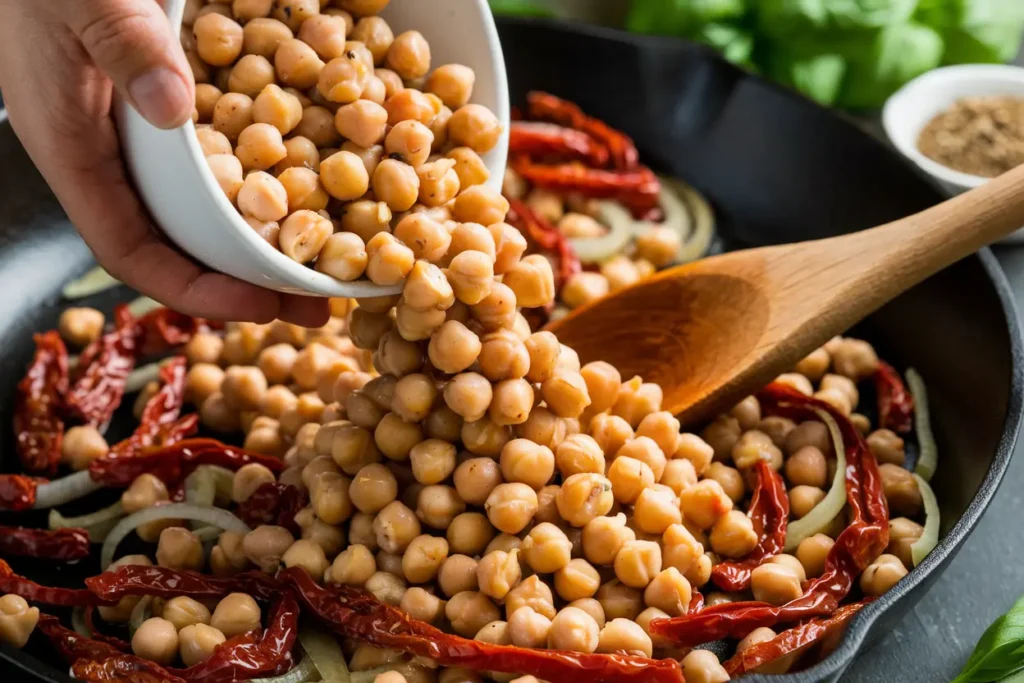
[882,64,1024,242]
[117,0,510,297]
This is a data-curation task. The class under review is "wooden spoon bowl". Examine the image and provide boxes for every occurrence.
[549,163,1024,425]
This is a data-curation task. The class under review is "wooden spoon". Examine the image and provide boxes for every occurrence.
[548,162,1024,426]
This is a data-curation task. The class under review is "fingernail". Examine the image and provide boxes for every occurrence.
[128,67,192,129]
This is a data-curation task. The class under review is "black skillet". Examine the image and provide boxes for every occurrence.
[0,17,1021,682]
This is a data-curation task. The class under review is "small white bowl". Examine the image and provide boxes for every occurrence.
[117,0,510,297]
[882,64,1024,242]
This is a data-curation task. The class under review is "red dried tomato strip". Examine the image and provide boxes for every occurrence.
[90,438,283,489]
[238,482,308,535]
[875,361,914,434]
[509,155,660,217]
[527,91,639,170]
[0,474,42,511]
[15,331,69,475]
[39,615,182,683]
[86,566,284,604]
[0,526,90,561]
[510,121,610,167]
[723,600,871,676]
[711,461,789,592]
[0,560,100,606]
[107,357,189,460]
[281,568,684,683]
[66,305,139,431]
[506,196,582,290]
[651,386,888,646]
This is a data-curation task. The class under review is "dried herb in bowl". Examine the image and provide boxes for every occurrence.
[918,96,1024,178]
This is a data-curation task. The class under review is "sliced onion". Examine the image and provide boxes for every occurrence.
[185,469,216,508]
[911,473,940,566]
[570,200,636,263]
[193,526,222,544]
[101,503,250,569]
[129,596,154,639]
[126,362,162,394]
[670,178,715,264]
[71,607,91,639]
[252,655,318,683]
[49,500,125,542]
[127,296,163,318]
[647,177,693,249]
[34,471,102,510]
[299,627,351,682]
[62,266,121,299]
[784,408,848,552]
[906,368,937,482]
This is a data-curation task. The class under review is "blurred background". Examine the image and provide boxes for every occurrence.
[490,0,1024,109]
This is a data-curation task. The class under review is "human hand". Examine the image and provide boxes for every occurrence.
[0,0,329,326]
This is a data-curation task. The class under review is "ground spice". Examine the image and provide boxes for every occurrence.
[917,96,1024,178]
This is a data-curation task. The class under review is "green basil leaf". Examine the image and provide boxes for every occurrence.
[488,0,557,18]
[954,594,1024,683]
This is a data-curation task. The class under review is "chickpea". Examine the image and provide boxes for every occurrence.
[423,323,479,376]
[281,539,328,578]
[706,510,757,559]
[373,158,420,212]
[384,88,434,127]
[790,534,833,580]
[414,158,461,207]
[603,456,652,507]
[441,148,487,193]
[546,559,600,604]
[154,526,203,572]
[550,473,612,529]
[327,544,375,586]
[775,372,814,396]
[233,122,286,171]
[787,485,824,519]
[372,500,420,553]
[398,535,447,585]
[611,378,663,428]
[280,209,333,263]
[391,215,448,265]
[589,582,642,626]
[550,434,602,479]
[831,338,879,380]
[584,417,630,462]
[295,106,341,148]
[346,462,397,514]
[60,423,109,471]
[206,153,245,205]
[731,430,783,471]
[395,587,444,626]
[750,562,803,605]
[861,554,909,596]
[319,149,370,200]
[241,17,291,59]
[57,306,105,348]
[173,623,226,668]
[633,487,683,535]
[376,330,424,379]
[659,459,698,499]
[438,372,489,423]
[785,420,832,457]
[578,513,631,567]
[231,463,276,504]
[494,439,552,491]
[547,606,599,654]
[677,479,733,530]
[498,605,551,651]
[366,571,407,606]
[219,366,267,413]
[131,617,179,665]
[592,618,654,659]
[469,548,520,602]
[868,428,906,466]
[680,650,729,683]
[155,596,209,634]
[193,13,243,66]
[383,121,433,169]
[0,594,38,649]
[444,104,502,155]
[478,482,534,535]
[434,554,478,598]
[243,525,294,573]
[381,29,429,79]
[631,225,680,268]
[612,540,661,589]
[785,445,829,489]
[439,591,498,639]
[196,125,232,159]
[444,250,493,306]
[879,463,923,516]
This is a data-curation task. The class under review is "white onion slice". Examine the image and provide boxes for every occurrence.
[71,607,91,638]
[299,627,351,683]
[34,471,102,510]
[129,596,153,639]
[62,267,121,299]
[253,655,318,683]
[911,473,940,566]
[127,296,163,318]
[671,178,715,264]
[906,369,937,482]
[101,503,250,569]
[570,201,636,263]
[49,500,125,542]
[126,362,162,394]
[784,408,849,552]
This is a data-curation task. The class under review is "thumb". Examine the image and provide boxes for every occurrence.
[65,0,195,129]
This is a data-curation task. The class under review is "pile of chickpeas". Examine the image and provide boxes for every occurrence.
[47,280,931,683]
[184,0,504,283]
[501,169,683,314]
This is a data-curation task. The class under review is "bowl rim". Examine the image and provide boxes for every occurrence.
[882,63,1024,191]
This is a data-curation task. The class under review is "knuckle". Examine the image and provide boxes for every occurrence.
[77,7,160,69]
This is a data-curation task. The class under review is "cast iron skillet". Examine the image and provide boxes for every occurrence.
[0,17,1021,682]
